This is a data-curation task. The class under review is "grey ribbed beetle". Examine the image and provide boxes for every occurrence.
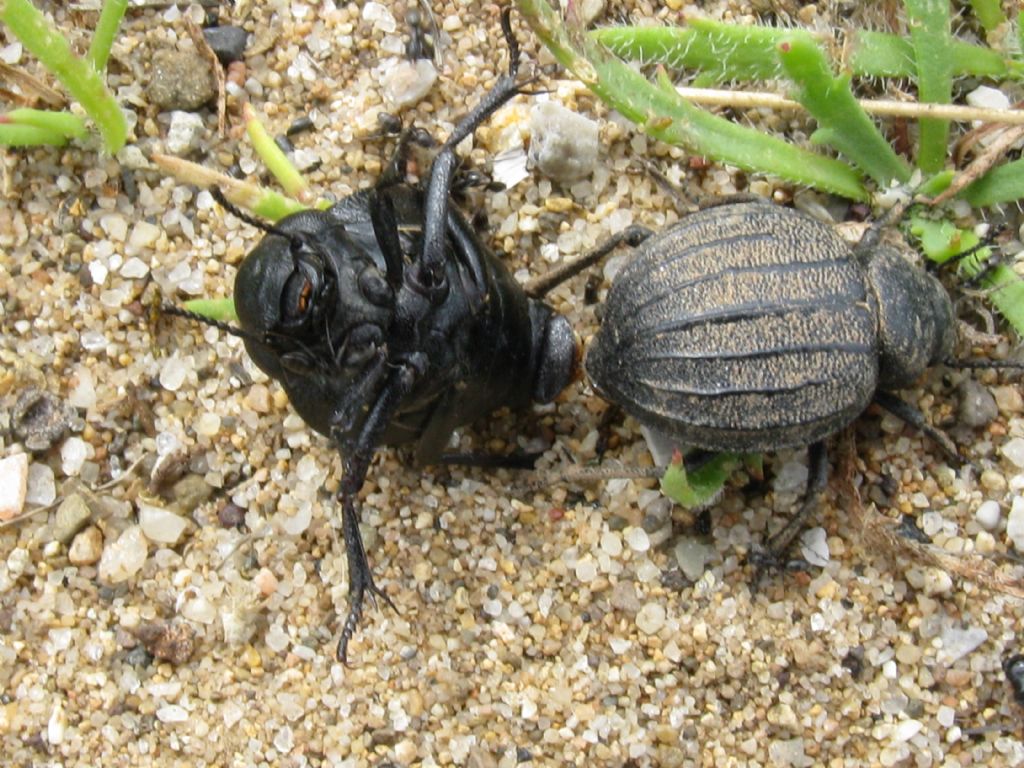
[584,198,959,564]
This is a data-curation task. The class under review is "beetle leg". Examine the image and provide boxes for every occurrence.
[368,189,405,290]
[750,441,829,579]
[418,7,524,286]
[872,390,963,467]
[524,225,654,298]
[334,363,420,664]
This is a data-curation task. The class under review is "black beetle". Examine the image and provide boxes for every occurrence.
[169,12,577,661]
[584,198,961,562]
[1007,653,1024,708]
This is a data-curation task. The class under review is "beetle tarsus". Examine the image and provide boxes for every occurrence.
[872,390,963,467]
[749,441,829,583]
[524,225,654,299]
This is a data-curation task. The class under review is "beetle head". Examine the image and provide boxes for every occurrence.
[234,209,396,388]
[867,246,955,390]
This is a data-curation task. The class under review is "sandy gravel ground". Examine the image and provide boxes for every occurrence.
[1,1,1023,765]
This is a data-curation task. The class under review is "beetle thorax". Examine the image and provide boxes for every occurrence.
[865,246,955,390]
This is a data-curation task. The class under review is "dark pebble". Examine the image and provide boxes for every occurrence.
[12,387,78,452]
[218,502,246,528]
[202,25,248,65]
[516,746,532,763]
[147,48,215,111]
[286,116,315,137]
[135,621,196,665]
[274,134,294,155]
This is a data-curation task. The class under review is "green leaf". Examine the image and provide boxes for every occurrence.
[660,452,742,509]
[960,158,1024,207]
[516,0,867,200]
[904,0,953,173]
[182,297,238,323]
[909,216,1024,335]
[777,35,911,185]
[0,0,127,152]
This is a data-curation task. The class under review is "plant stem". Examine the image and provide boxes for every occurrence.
[516,0,866,200]
[88,0,128,73]
[244,103,314,204]
[0,0,127,152]
[6,107,86,138]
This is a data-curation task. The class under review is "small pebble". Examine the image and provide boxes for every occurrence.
[156,705,189,723]
[799,527,829,567]
[610,580,641,614]
[635,602,666,635]
[160,356,189,391]
[202,25,247,64]
[1001,437,1024,469]
[528,102,599,183]
[52,493,91,544]
[937,624,987,665]
[992,385,1023,414]
[974,500,1001,531]
[0,453,29,522]
[1007,496,1024,552]
[98,526,149,583]
[381,59,436,109]
[68,526,103,566]
[26,463,56,506]
[673,537,711,582]
[165,110,206,155]
[959,379,997,427]
[60,436,90,477]
[148,48,215,110]
[624,527,650,553]
[139,503,188,545]
[13,388,77,452]
[137,621,196,664]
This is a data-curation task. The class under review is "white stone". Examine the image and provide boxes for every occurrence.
[966,85,1010,111]
[26,462,56,506]
[381,59,436,109]
[0,453,29,521]
[139,503,188,545]
[1001,437,1024,469]
[600,531,623,557]
[69,527,103,566]
[635,602,666,635]
[799,527,830,567]
[624,527,650,553]
[1007,496,1024,552]
[100,213,128,241]
[528,101,600,182]
[98,525,149,583]
[165,111,205,155]
[68,366,97,410]
[128,221,161,251]
[159,355,189,391]
[575,556,598,583]
[156,704,189,723]
[47,700,66,745]
[674,537,711,582]
[120,257,150,279]
[60,437,90,477]
[974,500,1001,531]
[937,624,987,665]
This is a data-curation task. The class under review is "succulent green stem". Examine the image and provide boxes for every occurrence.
[88,0,128,73]
[0,0,126,152]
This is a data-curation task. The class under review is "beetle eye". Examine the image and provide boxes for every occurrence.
[281,263,319,326]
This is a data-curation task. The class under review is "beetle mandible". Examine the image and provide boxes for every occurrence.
[583,198,960,563]
[169,12,577,661]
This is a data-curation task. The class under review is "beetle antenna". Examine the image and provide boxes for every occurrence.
[160,303,262,346]
[210,188,305,249]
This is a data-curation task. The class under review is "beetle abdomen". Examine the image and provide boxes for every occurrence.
[587,202,879,452]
